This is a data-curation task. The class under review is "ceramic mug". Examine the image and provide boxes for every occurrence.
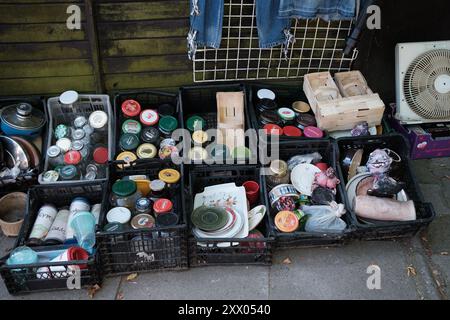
[243,181,260,206]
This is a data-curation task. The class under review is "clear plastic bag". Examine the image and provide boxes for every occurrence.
[303,203,347,233]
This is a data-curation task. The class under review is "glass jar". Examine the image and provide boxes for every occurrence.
[266,160,290,189]
[135,197,153,216]
[158,116,178,139]
[111,180,142,209]
[59,165,80,181]
[150,179,166,199]
[47,145,65,168]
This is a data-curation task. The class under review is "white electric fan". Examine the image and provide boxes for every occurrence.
[395,40,450,124]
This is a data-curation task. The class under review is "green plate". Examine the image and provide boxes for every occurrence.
[191,206,229,231]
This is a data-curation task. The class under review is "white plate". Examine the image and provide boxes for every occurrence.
[291,164,321,196]
[193,210,243,239]
[248,205,266,231]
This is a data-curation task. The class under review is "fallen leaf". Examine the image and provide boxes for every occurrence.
[126,273,138,282]
[440,252,449,256]
[116,291,124,300]
[407,265,417,277]
[87,284,101,299]
[421,236,428,242]
[283,258,292,265]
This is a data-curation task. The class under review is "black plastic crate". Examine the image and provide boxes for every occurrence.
[0,182,104,295]
[113,90,181,165]
[187,165,274,266]
[335,134,436,240]
[96,161,188,276]
[261,140,353,249]
[0,96,48,195]
[179,83,258,164]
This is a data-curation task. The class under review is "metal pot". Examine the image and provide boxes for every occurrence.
[0,103,46,136]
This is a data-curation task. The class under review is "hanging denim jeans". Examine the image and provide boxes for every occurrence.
[188,0,293,60]
[187,0,224,60]
[278,0,356,21]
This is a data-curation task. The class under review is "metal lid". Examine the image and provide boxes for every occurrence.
[278,108,296,121]
[116,151,137,167]
[72,128,85,140]
[141,126,160,144]
[93,147,109,164]
[64,150,82,165]
[292,101,311,113]
[112,180,137,197]
[89,111,108,129]
[56,138,72,153]
[84,170,97,181]
[119,133,140,151]
[158,103,176,117]
[283,126,302,137]
[59,90,79,105]
[55,124,70,140]
[263,124,283,135]
[158,169,180,184]
[136,143,157,159]
[135,197,151,212]
[296,113,317,128]
[59,165,78,180]
[192,130,208,145]
[131,214,155,229]
[42,170,59,182]
[274,211,299,233]
[150,179,166,192]
[74,116,87,128]
[303,126,324,139]
[122,119,142,135]
[158,116,178,133]
[257,88,276,100]
[0,103,46,131]
[186,115,206,132]
[71,140,84,151]
[270,160,288,177]
[160,138,176,148]
[156,212,179,227]
[140,109,159,126]
[153,198,173,214]
[121,99,141,117]
[47,145,61,158]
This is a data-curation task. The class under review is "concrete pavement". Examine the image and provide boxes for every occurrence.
[1,158,448,300]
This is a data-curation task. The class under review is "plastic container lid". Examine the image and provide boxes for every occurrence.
[121,99,141,117]
[120,133,140,151]
[263,124,283,135]
[72,128,85,140]
[59,165,78,180]
[47,145,62,158]
[64,150,82,165]
[283,126,302,137]
[122,119,142,134]
[277,108,296,121]
[158,169,181,184]
[141,126,160,144]
[153,198,173,214]
[112,180,137,197]
[93,147,109,164]
[136,143,157,159]
[106,207,131,224]
[116,151,137,167]
[140,109,159,126]
[150,179,166,192]
[59,90,79,105]
[74,116,87,128]
[274,211,299,233]
[71,140,84,151]
[55,124,70,140]
[131,214,155,229]
[303,126,324,138]
[89,111,108,129]
[56,138,72,153]
[186,115,206,132]
[257,88,276,101]
[159,116,178,133]
[158,103,175,117]
[156,212,179,227]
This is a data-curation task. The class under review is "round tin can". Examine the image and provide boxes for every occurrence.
[269,184,299,209]
[59,165,79,181]
[107,207,131,224]
[153,198,173,216]
[141,126,160,144]
[135,197,152,214]
[89,111,108,130]
[259,110,282,125]
[131,214,155,229]
[160,138,176,148]
[263,124,283,136]
[283,126,302,137]
[72,128,85,141]
[292,101,311,113]
[256,99,278,112]
[192,130,208,146]
[56,138,72,153]
[140,109,159,126]
[136,143,157,159]
[120,133,140,151]
[93,146,109,164]
[303,126,324,139]
[158,116,178,137]
[42,170,60,183]
[150,179,166,197]
[274,211,299,233]
[47,145,64,167]
[71,140,84,151]
[186,115,206,132]
[74,116,88,129]
[277,108,296,122]
[55,124,70,140]
[116,151,137,168]
[122,119,142,135]
[296,113,317,129]
[64,150,82,165]
[158,169,180,185]
[29,204,58,242]
[257,88,276,101]
[121,99,141,118]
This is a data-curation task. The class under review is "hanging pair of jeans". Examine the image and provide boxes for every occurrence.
[187,0,291,60]
[278,0,357,21]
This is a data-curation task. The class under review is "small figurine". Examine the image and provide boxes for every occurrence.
[366,148,404,197]
[351,122,370,137]
[313,167,340,191]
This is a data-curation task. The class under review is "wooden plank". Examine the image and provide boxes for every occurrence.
[0,1,80,3]
[100,38,186,57]
[84,0,104,92]
[104,71,192,91]
[102,55,190,74]
[0,4,85,24]
[97,19,188,40]
[97,1,189,21]
[0,75,96,96]
[0,59,93,79]
[0,41,90,61]
[0,24,86,43]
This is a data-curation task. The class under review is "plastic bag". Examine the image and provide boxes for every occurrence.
[287,152,322,171]
[303,203,347,233]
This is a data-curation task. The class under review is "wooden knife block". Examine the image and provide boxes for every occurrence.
[216,91,245,152]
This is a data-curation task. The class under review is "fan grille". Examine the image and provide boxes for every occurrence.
[403,49,450,119]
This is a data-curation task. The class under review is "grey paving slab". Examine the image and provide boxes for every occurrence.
[269,241,428,300]
[426,215,450,254]
[117,267,270,300]
[419,183,449,217]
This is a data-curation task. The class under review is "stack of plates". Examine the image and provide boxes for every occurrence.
[191,206,244,239]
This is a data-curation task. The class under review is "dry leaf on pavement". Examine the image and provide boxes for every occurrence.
[87,284,101,299]
[126,273,138,282]
[407,265,417,277]
[116,291,124,300]
[283,257,292,265]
